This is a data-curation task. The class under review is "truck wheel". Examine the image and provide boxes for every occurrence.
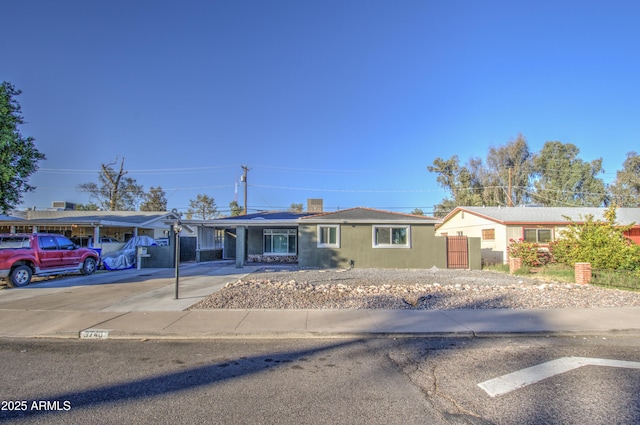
[81,258,97,275]
[8,265,33,287]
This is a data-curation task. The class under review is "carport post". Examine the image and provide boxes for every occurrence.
[236,226,246,268]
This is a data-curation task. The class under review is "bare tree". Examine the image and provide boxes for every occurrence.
[77,158,144,210]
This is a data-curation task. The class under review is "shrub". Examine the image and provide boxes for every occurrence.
[551,206,640,271]
[508,238,551,267]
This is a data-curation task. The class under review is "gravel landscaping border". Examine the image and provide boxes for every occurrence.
[190,266,640,310]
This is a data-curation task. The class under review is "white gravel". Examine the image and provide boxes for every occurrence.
[190,267,640,310]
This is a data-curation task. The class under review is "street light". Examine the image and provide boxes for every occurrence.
[173,215,183,300]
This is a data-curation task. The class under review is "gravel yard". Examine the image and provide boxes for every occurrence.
[190,267,640,310]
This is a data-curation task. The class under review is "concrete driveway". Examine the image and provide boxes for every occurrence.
[0,261,257,312]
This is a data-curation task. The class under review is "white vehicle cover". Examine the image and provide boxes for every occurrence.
[102,236,157,270]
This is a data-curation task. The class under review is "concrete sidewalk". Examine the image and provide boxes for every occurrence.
[1,262,640,339]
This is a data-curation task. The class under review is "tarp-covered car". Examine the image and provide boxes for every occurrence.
[101,236,157,270]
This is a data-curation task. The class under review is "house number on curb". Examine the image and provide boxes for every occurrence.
[80,329,110,339]
[478,356,640,397]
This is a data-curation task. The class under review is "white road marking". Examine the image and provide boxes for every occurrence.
[478,357,640,397]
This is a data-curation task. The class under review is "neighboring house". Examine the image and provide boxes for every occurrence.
[298,207,445,269]
[1,209,183,254]
[436,206,640,266]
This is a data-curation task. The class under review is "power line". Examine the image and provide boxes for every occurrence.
[38,165,236,175]
[250,184,444,193]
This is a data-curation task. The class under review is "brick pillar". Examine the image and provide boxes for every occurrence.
[575,262,591,284]
[509,257,522,274]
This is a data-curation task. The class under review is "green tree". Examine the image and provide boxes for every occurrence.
[186,194,217,220]
[551,206,640,270]
[228,200,243,216]
[427,155,483,217]
[0,82,46,213]
[486,134,533,206]
[75,203,99,211]
[609,151,640,207]
[140,186,168,211]
[410,208,424,216]
[427,137,607,214]
[77,158,144,211]
[531,141,607,207]
[289,203,303,212]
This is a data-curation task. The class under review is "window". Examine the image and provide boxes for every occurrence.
[263,229,297,255]
[523,228,552,243]
[373,226,410,248]
[214,229,224,249]
[55,236,75,250]
[38,235,57,250]
[0,236,30,248]
[317,225,340,248]
[482,229,495,241]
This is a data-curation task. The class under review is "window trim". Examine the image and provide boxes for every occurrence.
[317,225,340,248]
[372,225,411,249]
[263,229,297,255]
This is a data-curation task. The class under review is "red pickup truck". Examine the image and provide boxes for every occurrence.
[0,233,100,287]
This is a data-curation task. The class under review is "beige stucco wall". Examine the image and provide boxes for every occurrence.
[437,211,507,265]
[298,223,441,269]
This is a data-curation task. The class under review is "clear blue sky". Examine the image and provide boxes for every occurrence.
[3,0,639,215]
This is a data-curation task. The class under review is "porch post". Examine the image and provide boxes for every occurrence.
[93,226,101,247]
[236,226,246,268]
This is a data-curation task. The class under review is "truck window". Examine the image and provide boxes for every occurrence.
[55,236,75,250]
[39,236,58,251]
[0,236,30,248]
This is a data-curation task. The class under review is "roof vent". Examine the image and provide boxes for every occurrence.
[51,201,76,211]
[307,198,323,213]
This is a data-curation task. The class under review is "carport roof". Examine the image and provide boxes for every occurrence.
[4,210,179,227]
[0,214,23,221]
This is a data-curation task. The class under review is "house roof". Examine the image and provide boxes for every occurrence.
[301,207,441,224]
[4,210,179,227]
[440,206,640,227]
[189,211,320,227]
[218,211,318,221]
[186,208,441,227]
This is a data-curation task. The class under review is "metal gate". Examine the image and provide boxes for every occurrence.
[179,236,197,262]
[446,236,469,269]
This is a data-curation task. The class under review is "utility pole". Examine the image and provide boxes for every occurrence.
[241,165,249,215]
[507,167,514,207]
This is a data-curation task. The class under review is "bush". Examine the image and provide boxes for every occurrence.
[550,206,640,271]
[508,238,551,267]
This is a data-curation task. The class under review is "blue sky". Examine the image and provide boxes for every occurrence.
[3,0,639,215]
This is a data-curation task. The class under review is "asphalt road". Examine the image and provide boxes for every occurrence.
[1,336,639,424]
